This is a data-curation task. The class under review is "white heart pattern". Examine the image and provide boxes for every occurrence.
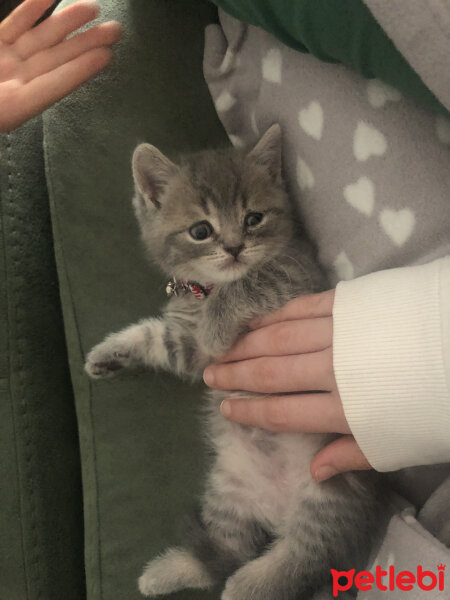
[262,48,282,84]
[334,251,355,281]
[367,79,402,108]
[296,158,315,190]
[298,101,324,140]
[215,90,236,112]
[379,208,415,247]
[344,177,375,216]
[353,121,387,161]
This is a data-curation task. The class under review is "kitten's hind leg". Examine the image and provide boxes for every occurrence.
[221,482,381,600]
[186,506,274,584]
[221,537,314,600]
[138,546,214,597]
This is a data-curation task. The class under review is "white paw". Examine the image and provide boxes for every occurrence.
[138,562,180,597]
[138,571,170,597]
[138,548,214,597]
[84,338,131,379]
[138,573,160,597]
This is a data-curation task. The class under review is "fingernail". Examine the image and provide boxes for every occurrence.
[220,400,231,417]
[314,466,337,482]
[203,367,215,387]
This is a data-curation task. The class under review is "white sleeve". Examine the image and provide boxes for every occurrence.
[332,256,450,472]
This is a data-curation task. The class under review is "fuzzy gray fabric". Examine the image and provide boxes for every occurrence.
[202,8,450,593]
[364,0,450,112]
[419,478,450,546]
[364,509,449,599]
[203,12,450,289]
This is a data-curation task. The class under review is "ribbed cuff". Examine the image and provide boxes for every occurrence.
[333,258,450,472]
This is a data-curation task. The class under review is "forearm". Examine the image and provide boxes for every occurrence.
[333,256,450,471]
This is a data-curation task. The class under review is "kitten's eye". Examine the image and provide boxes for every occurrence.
[189,221,213,241]
[244,212,263,228]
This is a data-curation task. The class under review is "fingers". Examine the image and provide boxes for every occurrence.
[311,436,371,481]
[13,46,111,129]
[0,0,54,43]
[204,347,335,393]
[250,289,335,330]
[14,0,100,60]
[220,391,350,434]
[23,21,121,82]
[220,317,332,363]
[0,80,23,132]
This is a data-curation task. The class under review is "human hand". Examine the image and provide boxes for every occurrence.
[0,0,122,132]
[203,289,372,481]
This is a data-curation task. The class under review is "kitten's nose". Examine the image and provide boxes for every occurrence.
[224,244,244,259]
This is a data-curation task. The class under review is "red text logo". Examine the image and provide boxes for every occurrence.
[331,564,446,597]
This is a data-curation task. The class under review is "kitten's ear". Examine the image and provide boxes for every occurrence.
[247,124,282,182]
[132,143,178,209]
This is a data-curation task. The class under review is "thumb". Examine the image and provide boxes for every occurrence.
[311,435,371,482]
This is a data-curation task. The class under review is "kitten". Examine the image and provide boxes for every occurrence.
[85,125,384,600]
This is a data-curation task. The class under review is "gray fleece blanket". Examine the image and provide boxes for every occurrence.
[203,6,450,598]
[364,0,450,112]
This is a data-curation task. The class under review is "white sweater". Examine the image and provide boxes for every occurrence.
[333,256,450,471]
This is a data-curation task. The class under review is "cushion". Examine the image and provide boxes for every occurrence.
[208,0,449,116]
[43,1,228,599]
[203,10,450,288]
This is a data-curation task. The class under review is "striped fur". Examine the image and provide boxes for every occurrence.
[85,126,386,599]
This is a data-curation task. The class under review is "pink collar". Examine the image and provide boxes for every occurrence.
[166,278,214,300]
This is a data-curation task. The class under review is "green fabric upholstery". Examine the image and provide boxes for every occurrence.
[0,118,85,600]
[209,0,448,116]
[43,1,227,598]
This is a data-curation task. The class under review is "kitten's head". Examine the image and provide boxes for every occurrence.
[131,125,295,284]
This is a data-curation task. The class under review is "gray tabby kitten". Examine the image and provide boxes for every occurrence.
[85,125,383,600]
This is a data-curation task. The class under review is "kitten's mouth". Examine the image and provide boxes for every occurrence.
[223,257,245,270]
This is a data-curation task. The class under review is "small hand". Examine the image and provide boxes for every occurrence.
[203,290,371,481]
[0,0,122,132]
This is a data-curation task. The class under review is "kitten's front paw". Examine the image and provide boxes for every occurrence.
[84,339,132,379]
